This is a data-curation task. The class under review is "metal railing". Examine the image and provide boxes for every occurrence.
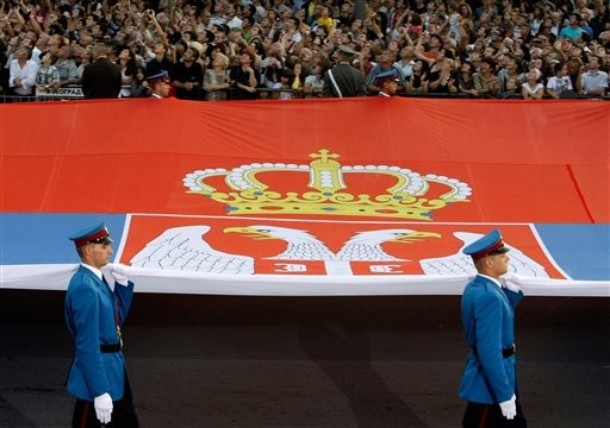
[1,86,608,103]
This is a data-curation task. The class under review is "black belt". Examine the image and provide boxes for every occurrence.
[472,344,516,358]
[100,343,122,353]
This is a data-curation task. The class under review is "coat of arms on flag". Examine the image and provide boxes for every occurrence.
[183,149,472,220]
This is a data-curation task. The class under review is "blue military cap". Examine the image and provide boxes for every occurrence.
[462,229,510,261]
[376,69,400,84]
[69,222,113,248]
[147,70,170,84]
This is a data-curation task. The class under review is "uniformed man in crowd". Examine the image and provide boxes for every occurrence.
[147,70,171,99]
[376,70,400,97]
[323,45,366,98]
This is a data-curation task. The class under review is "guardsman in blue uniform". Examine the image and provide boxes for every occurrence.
[459,229,527,427]
[65,222,139,427]
[148,70,171,99]
[376,70,400,97]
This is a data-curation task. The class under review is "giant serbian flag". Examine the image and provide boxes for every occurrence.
[1,97,608,296]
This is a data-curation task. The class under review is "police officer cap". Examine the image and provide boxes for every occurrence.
[69,222,113,248]
[147,70,170,84]
[337,45,358,57]
[462,229,510,261]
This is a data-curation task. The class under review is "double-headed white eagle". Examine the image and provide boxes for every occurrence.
[129,226,549,277]
[129,225,439,274]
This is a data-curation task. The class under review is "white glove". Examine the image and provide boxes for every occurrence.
[502,273,523,293]
[499,394,517,420]
[93,393,113,424]
[105,263,131,286]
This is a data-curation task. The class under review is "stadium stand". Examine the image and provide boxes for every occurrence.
[0,0,608,101]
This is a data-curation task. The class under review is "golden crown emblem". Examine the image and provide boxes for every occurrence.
[183,149,472,220]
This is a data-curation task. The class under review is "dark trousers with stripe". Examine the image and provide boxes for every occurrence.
[72,374,139,428]
[463,398,527,428]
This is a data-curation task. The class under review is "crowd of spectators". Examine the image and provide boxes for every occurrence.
[1,0,608,101]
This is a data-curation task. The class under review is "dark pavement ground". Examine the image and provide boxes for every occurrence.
[1,291,609,428]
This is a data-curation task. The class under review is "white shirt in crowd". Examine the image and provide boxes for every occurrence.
[546,75,573,93]
[9,59,39,95]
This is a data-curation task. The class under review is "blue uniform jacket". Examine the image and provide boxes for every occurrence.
[65,265,134,401]
[459,274,523,404]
